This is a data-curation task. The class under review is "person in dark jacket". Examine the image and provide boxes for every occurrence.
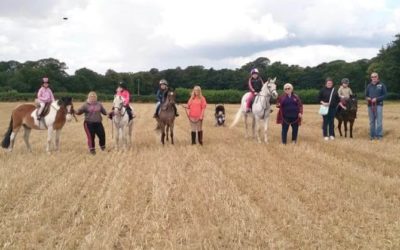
[276,83,303,144]
[318,77,340,140]
[76,91,107,155]
[246,68,264,113]
[366,72,387,140]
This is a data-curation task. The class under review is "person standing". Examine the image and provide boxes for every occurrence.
[276,83,303,144]
[76,91,107,155]
[318,77,340,140]
[366,72,387,140]
[185,86,207,145]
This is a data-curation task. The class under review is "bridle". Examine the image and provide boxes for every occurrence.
[113,97,126,116]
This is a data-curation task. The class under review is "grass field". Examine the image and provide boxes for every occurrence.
[0,102,399,249]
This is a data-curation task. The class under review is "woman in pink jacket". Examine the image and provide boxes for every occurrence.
[36,77,55,120]
[185,85,207,145]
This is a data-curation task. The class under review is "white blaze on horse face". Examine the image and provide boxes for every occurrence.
[66,105,72,122]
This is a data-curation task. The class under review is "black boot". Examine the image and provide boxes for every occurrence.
[198,131,203,145]
[191,131,196,145]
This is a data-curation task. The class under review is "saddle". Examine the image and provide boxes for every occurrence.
[36,102,51,118]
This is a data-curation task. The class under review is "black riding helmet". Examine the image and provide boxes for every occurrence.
[118,81,127,89]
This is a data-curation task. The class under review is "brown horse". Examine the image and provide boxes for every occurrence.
[1,97,75,152]
[157,88,176,145]
[335,95,358,138]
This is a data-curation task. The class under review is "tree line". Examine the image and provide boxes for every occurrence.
[0,34,399,97]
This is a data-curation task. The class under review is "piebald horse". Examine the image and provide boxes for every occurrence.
[230,78,278,143]
[1,97,74,152]
[112,95,133,149]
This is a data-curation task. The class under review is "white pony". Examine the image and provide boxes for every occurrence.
[112,95,133,149]
[230,78,278,143]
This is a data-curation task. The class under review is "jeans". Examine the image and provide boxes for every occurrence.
[281,117,299,144]
[368,105,383,139]
[322,107,336,137]
[155,101,161,115]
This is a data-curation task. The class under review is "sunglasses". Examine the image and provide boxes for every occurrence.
[284,88,291,90]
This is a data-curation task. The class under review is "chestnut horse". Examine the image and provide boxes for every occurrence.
[1,97,74,152]
[157,88,176,145]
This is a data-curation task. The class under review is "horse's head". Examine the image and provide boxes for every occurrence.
[261,77,278,99]
[348,95,358,112]
[58,97,73,122]
[165,88,176,105]
[113,95,125,115]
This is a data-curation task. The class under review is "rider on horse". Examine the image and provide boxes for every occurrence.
[153,79,179,118]
[36,77,55,120]
[246,68,264,113]
[109,81,134,120]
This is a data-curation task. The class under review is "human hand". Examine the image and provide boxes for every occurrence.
[372,98,377,103]
[298,113,302,118]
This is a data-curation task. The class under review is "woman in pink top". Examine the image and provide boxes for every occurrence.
[185,85,207,145]
[36,77,55,120]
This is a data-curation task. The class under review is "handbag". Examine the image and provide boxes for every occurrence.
[318,88,334,116]
[318,105,329,115]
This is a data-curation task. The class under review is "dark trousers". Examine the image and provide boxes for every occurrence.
[83,121,106,152]
[281,117,299,144]
[322,107,336,137]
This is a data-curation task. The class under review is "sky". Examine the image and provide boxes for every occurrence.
[0,0,399,75]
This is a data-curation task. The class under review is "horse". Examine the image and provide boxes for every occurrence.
[112,95,133,149]
[335,95,358,138]
[157,88,176,145]
[230,78,278,143]
[1,97,74,152]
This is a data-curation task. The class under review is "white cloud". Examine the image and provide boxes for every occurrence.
[224,45,378,69]
[0,0,399,74]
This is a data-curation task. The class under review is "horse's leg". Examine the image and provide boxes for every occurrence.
[23,126,32,152]
[338,119,343,137]
[350,120,354,138]
[46,126,54,152]
[170,123,174,145]
[252,116,257,139]
[166,125,169,141]
[55,129,61,151]
[263,116,269,143]
[161,124,166,145]
[128,120,133,147]
[114,125,120,150]
[344,120,348,138]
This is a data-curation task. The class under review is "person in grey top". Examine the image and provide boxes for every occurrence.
[76,91,107,154]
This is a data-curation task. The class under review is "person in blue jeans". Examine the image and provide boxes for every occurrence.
[318,77,340,140]
[366,72,387,140]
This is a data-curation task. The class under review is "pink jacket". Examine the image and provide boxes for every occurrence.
[117,90,130,106]
[187,96,207,119]
[37,87,55,103]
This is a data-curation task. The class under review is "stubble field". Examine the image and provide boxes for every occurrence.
[0,102,399,249]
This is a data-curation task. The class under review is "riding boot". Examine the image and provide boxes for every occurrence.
[198,131,203,145]
[191,131,196,145]
[173,105,179,117]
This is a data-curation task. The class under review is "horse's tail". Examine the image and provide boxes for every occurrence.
[1,116,13,148]
[229,107,243,129]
